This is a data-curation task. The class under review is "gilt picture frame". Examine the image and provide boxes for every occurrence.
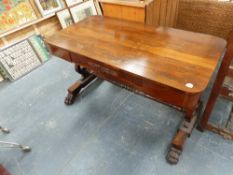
[70,0,97,23]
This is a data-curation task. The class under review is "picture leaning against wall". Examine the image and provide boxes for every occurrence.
[70,0,97,23]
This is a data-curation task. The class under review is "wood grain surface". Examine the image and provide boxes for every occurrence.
[102,3,145,22]
[46,16,226,94]
[46,16,227,163]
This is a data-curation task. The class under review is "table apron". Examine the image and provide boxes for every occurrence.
[70,53,200,110]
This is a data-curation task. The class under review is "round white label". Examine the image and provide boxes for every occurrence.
[185,83,194,88]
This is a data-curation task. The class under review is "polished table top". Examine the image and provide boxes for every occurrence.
[46,16,226,94]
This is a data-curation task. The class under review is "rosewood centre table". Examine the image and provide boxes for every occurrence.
[45,16,226,164]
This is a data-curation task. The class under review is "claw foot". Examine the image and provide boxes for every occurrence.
[166,147,181,165]
[64,93,76,105]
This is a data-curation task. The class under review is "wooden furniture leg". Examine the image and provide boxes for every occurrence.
[64,65,97,105]
[199,31,233,131]
[166,102,202,164]
[198,68,228,131]
[0,165,10,175]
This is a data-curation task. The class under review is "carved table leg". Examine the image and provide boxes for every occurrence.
[166,103,202,165]
[75,64,90,78]
[0,165,10,175]
[65,65,96,105]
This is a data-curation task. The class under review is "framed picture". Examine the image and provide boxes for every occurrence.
[94,0,102,15]
[35,0,63,16]
[70,0,97,23]
[0,39,41,81]
[65,0,83,7]
[0,0,37,32]
[57,9,74,28]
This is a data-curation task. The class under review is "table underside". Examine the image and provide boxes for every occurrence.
[49,45,203,165]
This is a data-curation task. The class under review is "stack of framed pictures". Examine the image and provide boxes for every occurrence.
[28,35,50,62]
[70,0,98,23]
[0,39,41,81]
[0,0,103,34]
[0,35,50,81]
[0,66,9,81]
[56,0,102,29]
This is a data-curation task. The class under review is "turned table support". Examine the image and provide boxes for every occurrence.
[0,165,10,175]
[167,101,203,164]
[64,64,96,105]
